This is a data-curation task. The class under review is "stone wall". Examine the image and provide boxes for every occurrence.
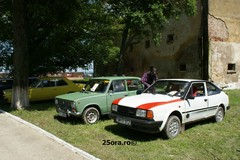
[124,0,240,89]
[208,0,240,89]
[124,0,203,79]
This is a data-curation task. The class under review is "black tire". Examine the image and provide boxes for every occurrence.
[214,107,225,122]
[163,115,181,139]
[82,107,100,124]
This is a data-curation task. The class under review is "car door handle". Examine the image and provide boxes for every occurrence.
[204,99,208,102]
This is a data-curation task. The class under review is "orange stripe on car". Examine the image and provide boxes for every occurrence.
[112,98,123,105]
[137,99,183,110]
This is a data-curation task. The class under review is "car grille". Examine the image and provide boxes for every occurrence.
[57,99,72,110]
[117,105,136,117]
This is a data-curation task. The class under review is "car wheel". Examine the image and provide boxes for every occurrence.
[215,107,224,122]
[163,115,181,139]
[82,107,100,124]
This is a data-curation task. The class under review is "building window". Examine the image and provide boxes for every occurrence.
[228,63,235,70]
[227,63,236,74]
[179,64,186,71]
[145,40,150,49]
[167,34,174,44]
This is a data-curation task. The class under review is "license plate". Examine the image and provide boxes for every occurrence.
[58,109,67,117]
[116,117,131,126]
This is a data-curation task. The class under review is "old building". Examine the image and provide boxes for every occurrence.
[124,0,240,89]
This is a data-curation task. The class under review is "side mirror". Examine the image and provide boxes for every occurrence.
[136,89,143,95]
[187,94,195,99]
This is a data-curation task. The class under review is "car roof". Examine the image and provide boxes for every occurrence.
[91,76,140,80]
[38,77,67,80]
[157,79,208,82]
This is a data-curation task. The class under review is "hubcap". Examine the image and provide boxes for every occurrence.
[169,120,179,137]
[86,110,97,123]
[216,109,223,121]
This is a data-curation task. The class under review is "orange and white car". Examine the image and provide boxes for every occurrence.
[110,79,230,139]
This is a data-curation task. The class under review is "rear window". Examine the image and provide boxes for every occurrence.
[206,82,221,96]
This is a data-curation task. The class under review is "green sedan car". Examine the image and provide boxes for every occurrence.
[55,76,143,124]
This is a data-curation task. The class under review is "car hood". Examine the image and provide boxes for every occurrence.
[114,93,182,109]
[55,91,104,101]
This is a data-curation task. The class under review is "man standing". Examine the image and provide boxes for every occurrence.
[141,66,158,89]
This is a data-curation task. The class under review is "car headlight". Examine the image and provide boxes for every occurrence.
[54,99,58,105]
[136,109,147,117]
[112,104,118,112]
[136,109,154,119]
[71,101,76,109]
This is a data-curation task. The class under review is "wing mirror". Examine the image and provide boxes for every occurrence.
[136,89,143,95]
[187,94,195,99]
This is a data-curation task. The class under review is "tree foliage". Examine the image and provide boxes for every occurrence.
[0,41,13,72]
[0,0,197,76]
[27,0,120,75]
[1,0,119,109]
[0,0,13,72]
[0,0,119,76]
[0,0,197,108]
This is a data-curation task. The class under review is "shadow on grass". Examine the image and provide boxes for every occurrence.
[53,115,84,125]
[26,100,56,111]
[185,118,215,130]
[54,114,112,125]
[0,100,13,112]
[105,124,161,141]
[0,99,56,112]
[105,118,216,141]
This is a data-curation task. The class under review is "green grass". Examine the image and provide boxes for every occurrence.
[1,90,240,160]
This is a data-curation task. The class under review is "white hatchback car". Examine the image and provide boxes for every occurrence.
[110,79,230,139]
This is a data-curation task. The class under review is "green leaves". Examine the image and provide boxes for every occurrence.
[0,0,197,75]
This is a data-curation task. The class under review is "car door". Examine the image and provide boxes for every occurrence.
[54,79,73,96]
[126,79,143,95]
[30,79,57,101]
[106,80,128,112]
[205,82,222,116]
[184,82,208,123]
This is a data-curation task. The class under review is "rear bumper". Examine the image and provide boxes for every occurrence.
[110,112,163,133]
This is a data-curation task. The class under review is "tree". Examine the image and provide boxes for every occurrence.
[0,41,13,72]
[1,0,118,76]
[1,0,197,108]
[0,0,13,73]
[1,0,118,108]
[12,0,30,109]
[105,0,197,74]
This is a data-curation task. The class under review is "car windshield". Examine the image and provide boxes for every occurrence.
[83,79,110,93]
[144,80,190,97]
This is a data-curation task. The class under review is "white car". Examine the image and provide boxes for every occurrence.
[110,79,230,139]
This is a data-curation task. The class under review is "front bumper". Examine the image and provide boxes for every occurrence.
[227,105,230,110]
[2,93,11,103]
[56,107,81,117]
[109,112,163,133]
